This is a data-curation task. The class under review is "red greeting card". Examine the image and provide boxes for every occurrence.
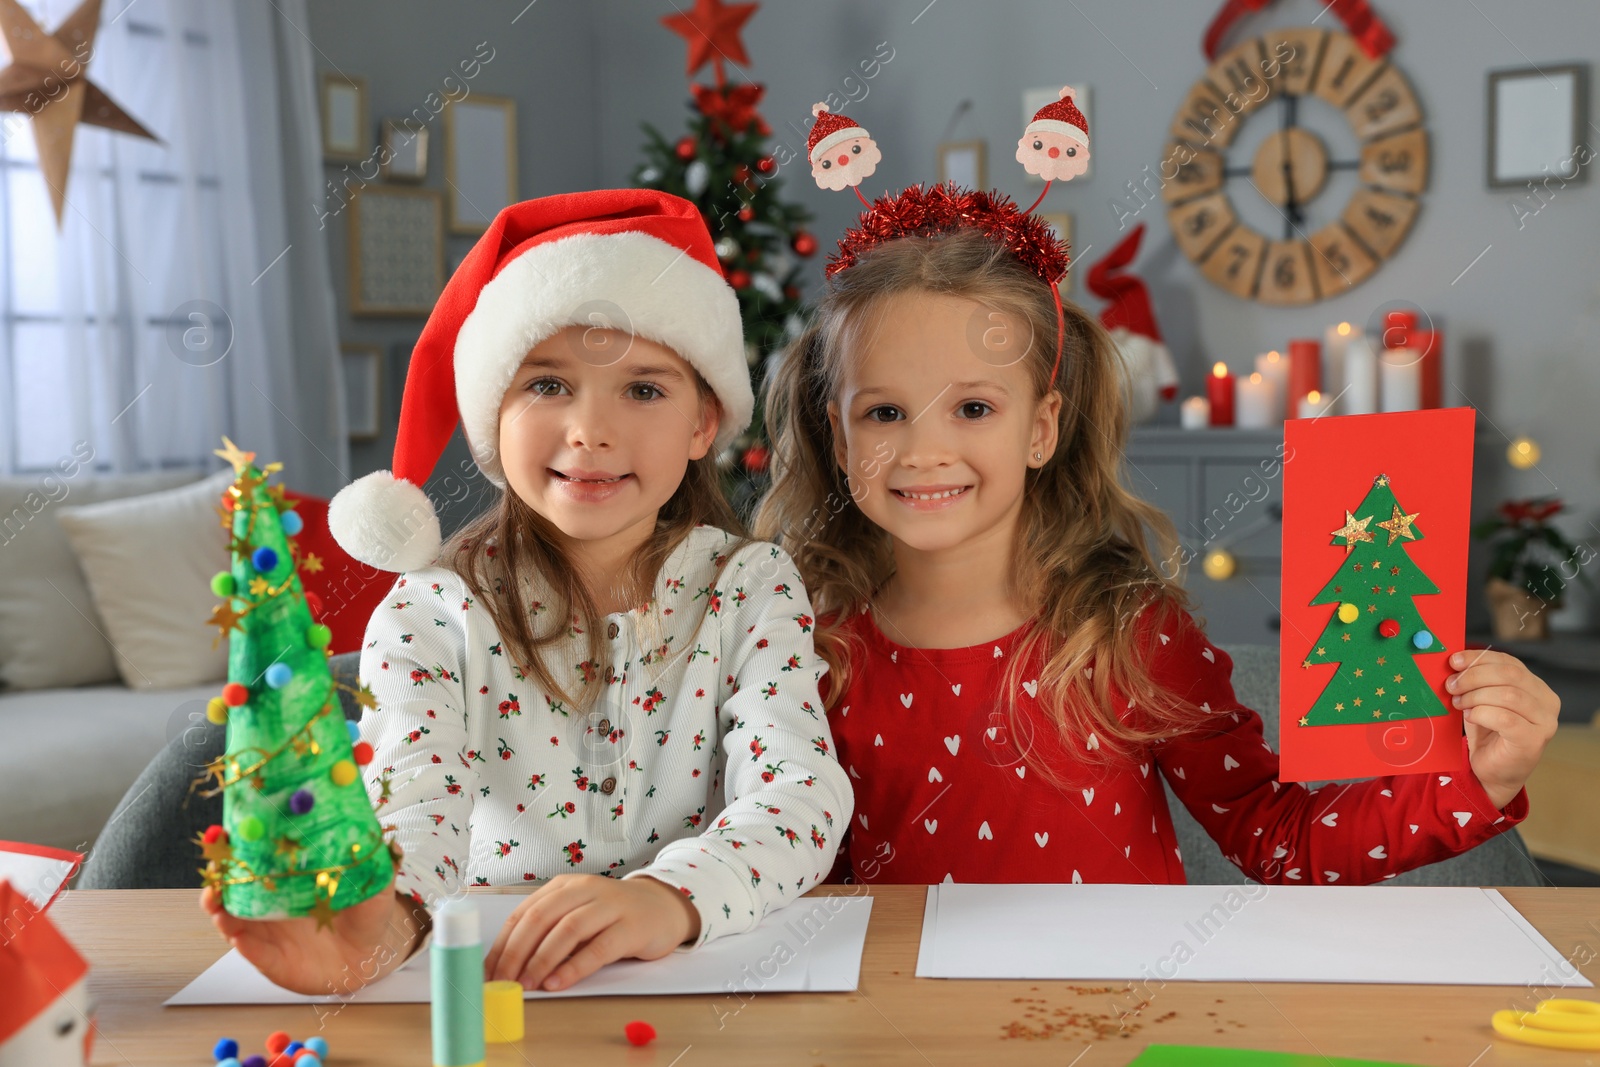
[1279,407,1475,783]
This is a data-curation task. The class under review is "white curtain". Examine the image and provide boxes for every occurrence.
[2,0,347,497]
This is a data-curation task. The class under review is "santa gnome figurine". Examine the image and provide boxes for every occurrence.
[0,879,95,1066]
[1086,223,1178,425]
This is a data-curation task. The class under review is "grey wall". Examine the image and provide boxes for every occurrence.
[311,0,1600,628]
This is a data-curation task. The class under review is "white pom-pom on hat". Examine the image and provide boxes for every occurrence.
[328,469,442,574]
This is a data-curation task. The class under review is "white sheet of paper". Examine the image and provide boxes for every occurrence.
[915,883,1590,987]
[0,843,81,910]
[166,894,871,1005]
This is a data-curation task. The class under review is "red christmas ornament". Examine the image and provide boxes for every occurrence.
[691,82,770,139]
[738,205,754,222]
[222,682,250,707]
[352,741,375,766]
[728,269,751,289]
[1378,619,1401,638]
[757,155,776,174]
[624,1020,657,1046]
[791,230,817,257]
[733,164,751,183]
[675,136,697,161]
[783,284,800,300]
[742,445,770,473]
[828,182,1070,284]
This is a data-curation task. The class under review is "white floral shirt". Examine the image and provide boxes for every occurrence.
[358,525,853,948]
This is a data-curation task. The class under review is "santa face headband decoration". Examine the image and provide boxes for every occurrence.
[807,87,1088,387]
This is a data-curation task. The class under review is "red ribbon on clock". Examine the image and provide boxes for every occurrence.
[1203,0,1396,61]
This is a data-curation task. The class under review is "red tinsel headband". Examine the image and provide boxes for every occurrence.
[807,91,1088,387]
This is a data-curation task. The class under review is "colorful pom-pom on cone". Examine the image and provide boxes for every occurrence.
[202,824,228,845]
[330,759,357,787]
[252,546,278,573]
[265,663,293,689]
[222,682,250,706]
[207,697,230,724]
[211,572,236,597]
[279,509,304,536]
[306,623,332,649]
[289,789,315,815]
[352,741,374,766]
[346,720,361,742]
[238,815,265,841]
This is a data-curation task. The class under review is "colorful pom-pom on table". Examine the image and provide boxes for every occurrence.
[217,1060,242,1067]
[303,1035,329,1059]
[279,509,303,536]
[265,662,293,689]
[222,682,250,707]
[211,572,236,597]
[241,1057,267,1067]
[265,1031,291,1055]
[213,1037,239,1060]
[624,1020,657,1046]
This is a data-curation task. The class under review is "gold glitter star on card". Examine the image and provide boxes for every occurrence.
[301,552,324,574]
[1375,503,1420,546]
[1331,510,1376,554]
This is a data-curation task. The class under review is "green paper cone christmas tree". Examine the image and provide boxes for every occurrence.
[1300,472,1450,727]
[193,437,396,927]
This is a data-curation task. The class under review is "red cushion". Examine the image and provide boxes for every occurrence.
[281,489,395,656]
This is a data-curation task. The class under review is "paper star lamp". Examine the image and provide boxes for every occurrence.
[0,0,160,227]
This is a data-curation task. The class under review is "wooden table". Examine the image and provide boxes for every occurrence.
[52,885,1600,1066]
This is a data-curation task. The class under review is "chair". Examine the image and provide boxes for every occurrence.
[76,652,366,890]
[78,646,1542,888]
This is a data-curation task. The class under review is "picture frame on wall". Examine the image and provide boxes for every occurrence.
[1021,84,1091,182]
[347,185,444,317]
[341,344,382,441]
[1486,63,1589,188]
[444,94,518,234]
[320,73,368,162]
[380,119,428,182]
[1038,212,1073,290]
[937,140,986,190]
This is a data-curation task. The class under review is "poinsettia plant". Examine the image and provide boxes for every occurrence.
[1471,497,1595,603]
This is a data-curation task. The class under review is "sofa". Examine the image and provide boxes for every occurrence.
[78,645,1540,889]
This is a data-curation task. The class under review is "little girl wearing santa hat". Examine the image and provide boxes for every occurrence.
[201,189,852,996]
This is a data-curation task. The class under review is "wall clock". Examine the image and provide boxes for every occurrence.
[1163,28,1428,305]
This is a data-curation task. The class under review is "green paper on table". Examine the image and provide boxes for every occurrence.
[1129,1046,1425,1067]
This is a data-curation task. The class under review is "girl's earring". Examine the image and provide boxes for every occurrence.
[1033,452,1043,463]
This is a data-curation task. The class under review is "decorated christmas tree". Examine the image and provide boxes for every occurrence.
[193,437,397,927]
[1299,473,1450,727]
[633,0,817,514]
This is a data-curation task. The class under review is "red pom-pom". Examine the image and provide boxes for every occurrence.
[1379,619,1401,638]
[304,590,324,619]
[202,824,227,845]
[352,741,374,766]
[265,1031,291,1055]
[222,682,250,707]
[623,1020,657,1046]
[827,183,1069,285]
[267,1056,292,1067]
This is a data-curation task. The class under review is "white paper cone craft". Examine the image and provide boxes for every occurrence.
[1087,224,1178,426]
[1016,87,1090,182]
[0,879,95,1066]
[808,103,880,191]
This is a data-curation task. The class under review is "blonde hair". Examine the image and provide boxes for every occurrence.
[446,377,744,710]
[754,227,1215,784]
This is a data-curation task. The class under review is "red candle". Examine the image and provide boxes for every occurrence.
[1382,310,1418,349]
[1411,328,1442,409]
[1287,338,1321,412]
[1207,361,1235,427]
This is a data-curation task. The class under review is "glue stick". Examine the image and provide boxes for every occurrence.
[430,897,486,1067]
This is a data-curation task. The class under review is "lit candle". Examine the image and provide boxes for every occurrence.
[1323,322,1352,414]
[1236,372,1274,429]
[1411,328,1442,409]
[1379,348,1422,412]
[1296,389,1331,419]
[1253,350,1287,421]
[1206,362,1235,427]
[1287,338,1321,414]
[1343,333,1378,415]
[1180,395,1210,429]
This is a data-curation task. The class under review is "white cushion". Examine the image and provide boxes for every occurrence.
[54,469,238,690]
[0,468,203,691]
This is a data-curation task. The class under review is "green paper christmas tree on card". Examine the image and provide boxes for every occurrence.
[1299,473,1450,728]
[192,437,397,927]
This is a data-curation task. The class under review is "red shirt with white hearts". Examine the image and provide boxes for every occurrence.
[825,603,1528,886]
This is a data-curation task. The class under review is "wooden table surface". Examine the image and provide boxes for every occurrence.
[51,884,1600,1066]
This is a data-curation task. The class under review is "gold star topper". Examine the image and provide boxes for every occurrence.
[1330,510,1376,555]
[1375,503,1420,546]
[214,436,256,474]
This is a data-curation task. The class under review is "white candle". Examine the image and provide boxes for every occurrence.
[1323,323,1353,415]
[1236,372,1275,428]
[1180,395,1210,429]
[1380,348,1422,412]
[1253,350,1288,421]
[1296,389,1331,419]
[1343,334,1378,415]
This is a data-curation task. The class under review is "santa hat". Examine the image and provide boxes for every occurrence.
[1024,87,1089,146]
[1087,223,1178,401]
[0,879,90,1046]
[328,189,751,573]
[808,102,868,164]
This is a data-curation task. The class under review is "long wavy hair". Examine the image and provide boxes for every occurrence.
[753,227,1216,784]
[443,379,744,710]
